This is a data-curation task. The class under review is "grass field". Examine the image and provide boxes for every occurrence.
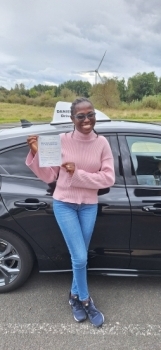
[0,103,52,123]
[0,102,161,123]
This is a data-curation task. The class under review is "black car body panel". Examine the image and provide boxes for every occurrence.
[1,119,161,293]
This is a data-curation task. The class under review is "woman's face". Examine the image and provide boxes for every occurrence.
[71,101,96,134]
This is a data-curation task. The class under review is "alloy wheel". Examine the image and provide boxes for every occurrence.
[0,239,21,287]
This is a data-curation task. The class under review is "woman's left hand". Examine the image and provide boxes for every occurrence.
[62,162,75,174]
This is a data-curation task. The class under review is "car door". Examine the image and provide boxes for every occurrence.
[1,135,131,272]
[88,134,131,270]
[0,142,72,270]
[119,133,161,270]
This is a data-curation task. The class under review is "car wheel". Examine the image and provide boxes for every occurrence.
[0,229,34,293]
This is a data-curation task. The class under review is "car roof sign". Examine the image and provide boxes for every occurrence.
[50,101,110,125]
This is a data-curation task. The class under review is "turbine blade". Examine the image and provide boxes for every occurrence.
[85,70,96,73]
[97,50,106,70]
[79,70,95,73]
[98,72,103,83]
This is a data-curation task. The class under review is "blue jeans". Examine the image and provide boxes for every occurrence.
[53,199,98,301]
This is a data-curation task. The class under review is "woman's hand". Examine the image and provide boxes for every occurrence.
[27,135,38,156]
[62,162,75,174]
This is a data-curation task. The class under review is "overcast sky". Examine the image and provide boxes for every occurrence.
[0,0,161,89]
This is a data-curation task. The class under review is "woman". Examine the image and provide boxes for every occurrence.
[26,97,115,327]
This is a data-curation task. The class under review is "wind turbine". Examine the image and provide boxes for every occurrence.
[82,51,106,84]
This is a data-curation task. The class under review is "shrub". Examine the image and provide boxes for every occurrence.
[141,96,159,109]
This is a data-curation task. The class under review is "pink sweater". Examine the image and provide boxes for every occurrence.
[26,129,115,204]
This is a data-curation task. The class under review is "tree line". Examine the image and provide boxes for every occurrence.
[1,72,161,109]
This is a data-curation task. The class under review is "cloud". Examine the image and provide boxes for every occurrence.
[0,0,161,88]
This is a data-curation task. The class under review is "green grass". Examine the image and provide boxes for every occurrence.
[1,102,161,124]
[0,103,52,123]
[103,108,161,122]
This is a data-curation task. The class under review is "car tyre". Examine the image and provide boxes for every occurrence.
[0,229,34,293]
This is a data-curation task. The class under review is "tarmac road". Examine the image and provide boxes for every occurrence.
[1,267,161,350]
[0,121,161,129]
[0,122,45,129]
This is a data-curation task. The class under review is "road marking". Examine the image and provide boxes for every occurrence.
[0,322,161,336]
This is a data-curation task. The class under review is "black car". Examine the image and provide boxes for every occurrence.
[1,116,161,293]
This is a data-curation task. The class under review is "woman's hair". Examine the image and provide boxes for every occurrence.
[70,97,94,116]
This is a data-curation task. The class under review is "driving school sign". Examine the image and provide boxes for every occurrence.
[51,101,110,124]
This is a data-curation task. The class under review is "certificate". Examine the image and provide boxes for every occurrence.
[38,135,61,167]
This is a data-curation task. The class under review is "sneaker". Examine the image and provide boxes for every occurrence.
[82,297,104,327]
[69,293,87,322]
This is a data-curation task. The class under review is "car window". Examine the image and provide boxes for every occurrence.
[0,145,36,178]
[126,136,161,186]
[0,135,124,183]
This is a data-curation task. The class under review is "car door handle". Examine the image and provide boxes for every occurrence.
[101,205,110,212]
[14,200,47,209]
[142,205,161,212]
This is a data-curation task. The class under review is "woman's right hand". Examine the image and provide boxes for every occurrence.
[27,135,38,156]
